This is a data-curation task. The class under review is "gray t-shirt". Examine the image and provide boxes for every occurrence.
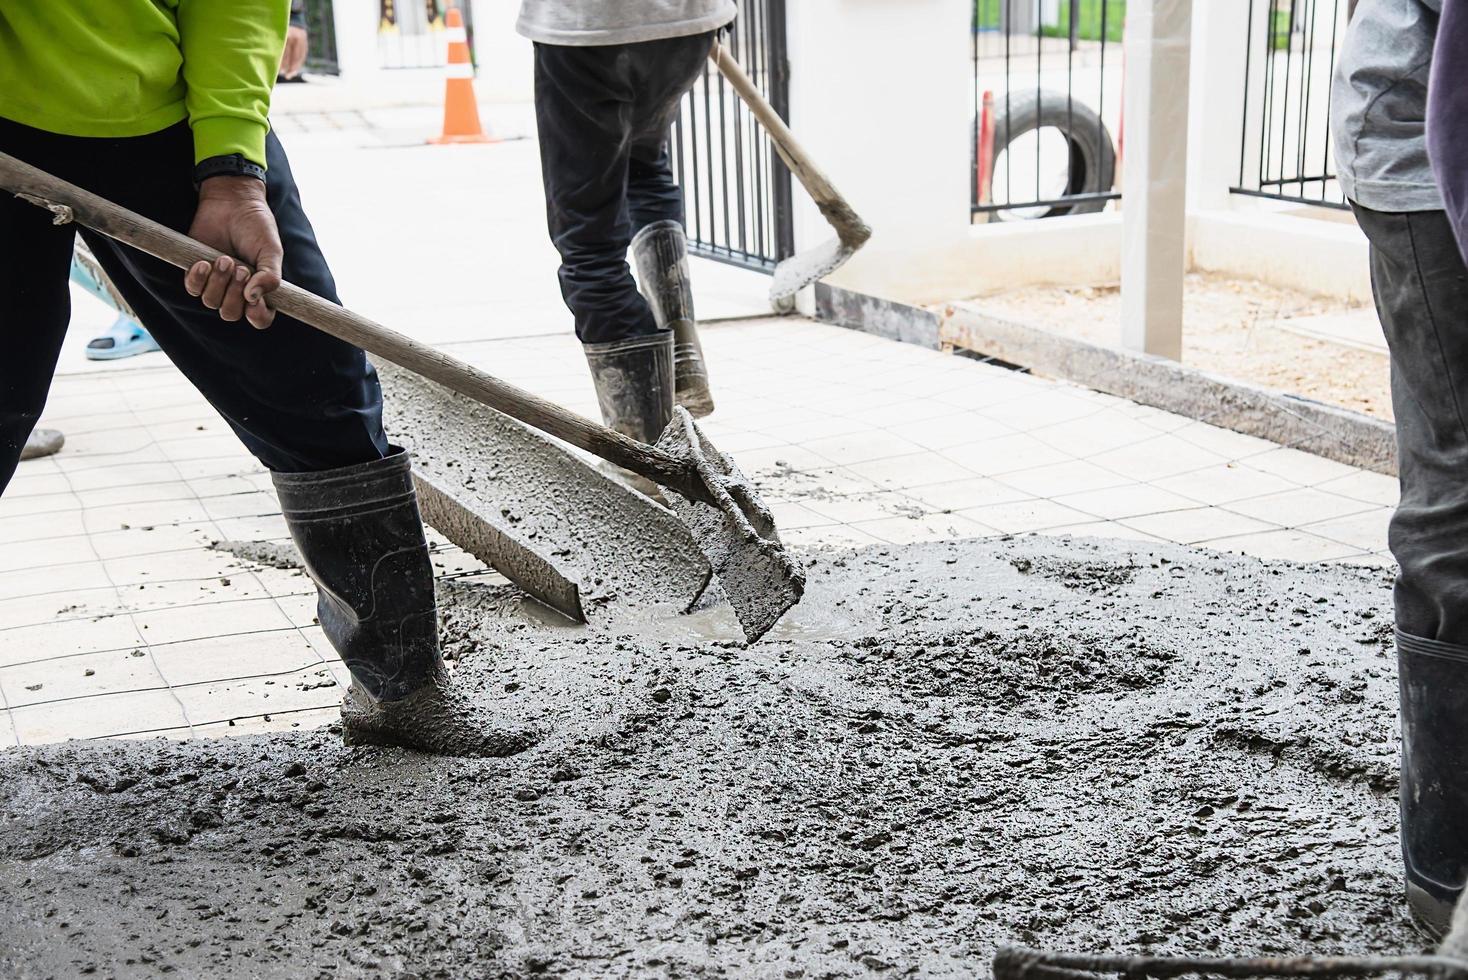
[517,1,737,46]
[1331,0,1443,211]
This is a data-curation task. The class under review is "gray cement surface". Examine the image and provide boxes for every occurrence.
[0,535,1422,977]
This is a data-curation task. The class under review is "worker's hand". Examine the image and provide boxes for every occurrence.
[184,176,283,329]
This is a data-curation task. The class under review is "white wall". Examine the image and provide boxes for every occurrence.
[784,0,974,309]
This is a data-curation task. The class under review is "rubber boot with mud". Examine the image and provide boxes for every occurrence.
[583,330,675,500]
[631,219,714,418]
[1398,629,1468,937]
[273,450,537,758]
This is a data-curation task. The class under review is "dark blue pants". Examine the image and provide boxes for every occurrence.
[533,32,714,345]
[0,118,389,493]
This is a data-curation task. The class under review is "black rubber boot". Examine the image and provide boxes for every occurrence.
[583,332,675,499]
[273,450,536,758]
[583,331,676,445]
[631,219,714,418]
[1398,628,1468,937]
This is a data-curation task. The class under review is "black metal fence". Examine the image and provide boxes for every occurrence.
[671,0,795,272]
[972,0,1123,221]
[1231,0,1349,209]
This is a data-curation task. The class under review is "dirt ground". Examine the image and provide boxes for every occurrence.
[0,535,1420,978]
[975,274,1393,420]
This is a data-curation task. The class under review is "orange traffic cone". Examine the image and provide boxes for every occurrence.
[429,8,495,145]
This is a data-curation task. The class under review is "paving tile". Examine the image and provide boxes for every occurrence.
[133,597,296,647]
[0,509,88,545]
[997,459,1131,498]
[200,491,283,522]
[852,511,996,545]
[62,460,180,493]
[901,476,1031,512]
[1225,488,1378,528]
[105,547,239,587]
[1198,529,1366,563]
[959,498,1097,535]
[0,708,17,748]
[212,513,290,542]
[1243,447,1362,487]
[151,631,324,688]
[1029,412,1161,458]
[1151,462,1302,507]
[800,491,916,526]
[0,490,82,519]
[1087,434,1228,482]
[845,452,978,490]
[0,614,142,668]
[943,432,1071,477]
[1315,470,1401,507]
[782,524,886,550]
[0,561,112,602]
[1302,509,1393,553]
[10,688,187,743]
[0,535,100,573]
[81,499,213,535]
[88,523,213,561]
[766,500,837,531]
[1171,421,1281,460]
[799,430,926,466]
[52,443,170,473]
[979,391,1103,432]
[1,647,167,708]
[173,665,350,726]
[882,412,1017,452]
[1050,484,1200,522]
[1120,507,1276,546]
[0,587,120,631]
[186,705,340,739]
[1046,521,1167,545]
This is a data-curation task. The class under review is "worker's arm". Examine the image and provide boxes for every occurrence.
[176,0,290,328]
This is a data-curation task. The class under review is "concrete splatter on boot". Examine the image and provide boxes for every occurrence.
[583,330,675,500]
[341,667,539,758]
[273,450,538,759]
[632,219,714,418]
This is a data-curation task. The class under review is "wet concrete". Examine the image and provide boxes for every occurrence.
[0,535,1422,977]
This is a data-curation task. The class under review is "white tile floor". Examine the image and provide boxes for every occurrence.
[1,314,1400,749]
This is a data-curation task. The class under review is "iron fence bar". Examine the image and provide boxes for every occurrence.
[1238,0,1255,188]
[1230,187,1351,209]
[973,190,1122,214]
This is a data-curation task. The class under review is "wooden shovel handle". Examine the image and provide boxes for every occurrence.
[710,43,871,247]
[0,150,707,500]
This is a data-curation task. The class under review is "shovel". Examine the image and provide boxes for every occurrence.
[0,150,804,644]
[710,42,872,309]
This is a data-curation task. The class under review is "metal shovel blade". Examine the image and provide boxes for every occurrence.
[770,236,858,306]
[654,407,805,643]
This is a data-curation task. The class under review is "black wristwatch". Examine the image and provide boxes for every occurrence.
[193,153,267,189]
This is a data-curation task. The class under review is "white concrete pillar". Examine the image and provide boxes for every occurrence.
[784,0,973,309]
[332,0,383,78]
[1186,0,1250,213]
[1120,0,1193,360]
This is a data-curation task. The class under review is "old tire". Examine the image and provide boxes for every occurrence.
[975,89,1117,221]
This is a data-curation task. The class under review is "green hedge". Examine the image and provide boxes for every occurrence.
[975,0,1126,42]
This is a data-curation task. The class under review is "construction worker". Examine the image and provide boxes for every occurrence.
[0,3,529,758]
[518,0,732,487]
[1333,0,1466,936]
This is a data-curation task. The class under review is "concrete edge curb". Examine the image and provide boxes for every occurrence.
[813,284,1397,477]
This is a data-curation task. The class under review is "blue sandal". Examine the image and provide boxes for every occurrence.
[85,314,161,361]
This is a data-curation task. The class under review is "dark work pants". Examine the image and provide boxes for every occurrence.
[533,31,714,345]
[1353,203,1468,647]
[0,118,389,493]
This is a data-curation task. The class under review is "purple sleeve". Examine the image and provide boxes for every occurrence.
[1429,0,1468,260]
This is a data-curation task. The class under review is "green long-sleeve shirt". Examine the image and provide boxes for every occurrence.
[0,1,288,169]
